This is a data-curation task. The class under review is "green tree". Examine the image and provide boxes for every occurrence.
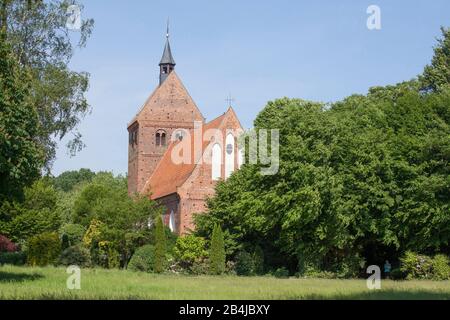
[1,0,94,169]
[173,235,208,270]
[72,173,161,267]
[154,215,166,273]
[0,35,44,200]
[53,168,96,192]
[209,225,226,275]
[420,27,450,92]
[0,179,60,242]
[196,87,450,275]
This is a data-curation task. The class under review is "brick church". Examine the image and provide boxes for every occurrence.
[127,30,243,235]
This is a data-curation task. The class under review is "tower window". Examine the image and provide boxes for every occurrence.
[129,129,138,146]
[156,130,167,146]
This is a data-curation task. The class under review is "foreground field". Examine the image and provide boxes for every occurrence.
[0,265,449,300]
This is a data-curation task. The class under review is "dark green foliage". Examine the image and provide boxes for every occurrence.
[273,267,289,279]
[59,223,85,247]
[27,232,61,266]
[0,252,26,266]
[73,173,161,268]
[0,36,44,200]
[209,225,226,275]
[389,268,406,280]
[154,216,166,273]
[128,245,155,273]
[197,86,450,275]
[252,246,265,275]
[53,169,96,192]
[235,251,255,276]
[195,30,450,276]
[59,245,91,267]
[0,180,61,242]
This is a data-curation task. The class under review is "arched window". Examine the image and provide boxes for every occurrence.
[212,143,222,181]
[225,133,235,179]
[169,210,176,233]
[156,130,167,146]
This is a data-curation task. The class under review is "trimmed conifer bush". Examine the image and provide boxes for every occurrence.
[209,224,226,275]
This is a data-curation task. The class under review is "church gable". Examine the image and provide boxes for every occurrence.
[135,71,204,124]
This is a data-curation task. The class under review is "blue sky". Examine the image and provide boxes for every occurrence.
[52,0,450,176]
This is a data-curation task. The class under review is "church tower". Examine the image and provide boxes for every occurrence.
[127,26,204,195]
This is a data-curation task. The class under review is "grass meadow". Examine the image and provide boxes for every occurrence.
[0,265,449,300]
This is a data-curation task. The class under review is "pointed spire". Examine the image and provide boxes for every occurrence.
[159,19,176,66]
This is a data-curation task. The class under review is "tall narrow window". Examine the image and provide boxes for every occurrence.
[161,132,166,146]
[212,143,222,181]
[225,134,235,179]
[156,132,161,146]
[169,210,176,233]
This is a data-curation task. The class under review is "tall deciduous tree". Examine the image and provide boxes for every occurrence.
[1,0,94,170]
[0,34,44,201]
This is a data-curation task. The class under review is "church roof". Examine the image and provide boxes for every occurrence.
[144,111,232,200]
[159,38,176,66]
[128,71,204,127]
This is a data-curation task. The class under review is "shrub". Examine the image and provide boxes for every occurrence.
[98,241,119,269]
[154,216,166,273]
[128,245,155,273]
[0,252,26,266]
[27,232,61,266]
[209,225,226,275]
[60,224,86,247]
[190,258,210,275]
[235,251,255,276]
[59,245,91,267]
[0,235,18,252]
[400,251,434,280]
[174,235,208,271]
[431,254,450,280]
[273,267,290,278]
[390,268,406,280]
[302,267,336,279]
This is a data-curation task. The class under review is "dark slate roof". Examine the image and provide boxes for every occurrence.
[159,39,176,65]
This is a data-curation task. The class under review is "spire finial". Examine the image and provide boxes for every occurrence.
[166,18,170,39]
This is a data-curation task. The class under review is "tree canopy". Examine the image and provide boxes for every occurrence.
[0,35,44,201]
[1,0,94,170]
[196,29,450,275]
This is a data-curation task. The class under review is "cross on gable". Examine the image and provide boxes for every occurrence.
[225,94,235,107]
